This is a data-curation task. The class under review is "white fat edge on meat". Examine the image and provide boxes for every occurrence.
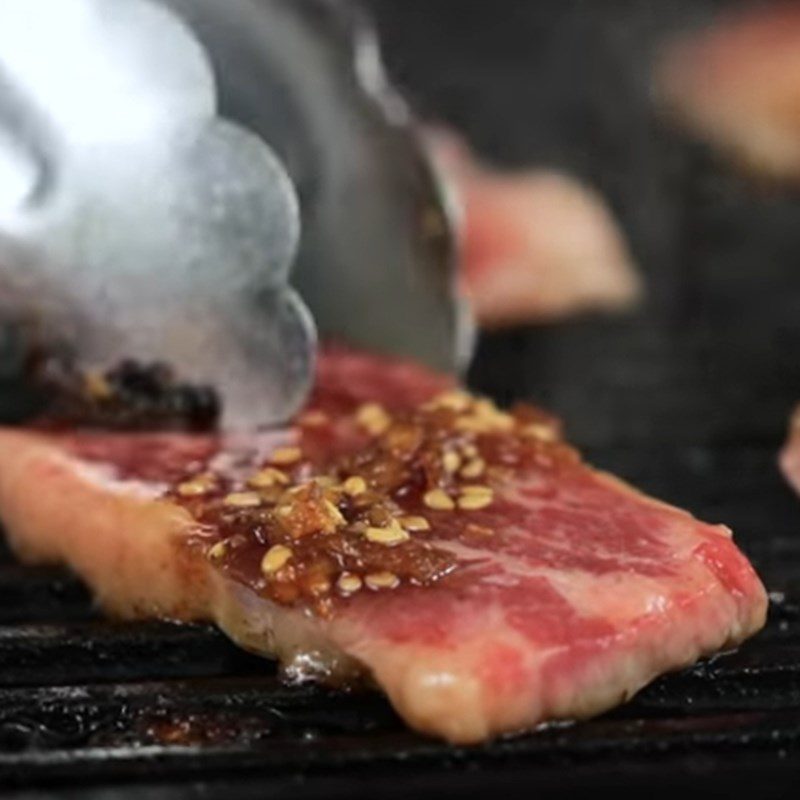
[69,458,167,499]
[221,580,365,684]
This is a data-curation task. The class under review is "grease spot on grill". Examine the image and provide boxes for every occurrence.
[141,711,270,746]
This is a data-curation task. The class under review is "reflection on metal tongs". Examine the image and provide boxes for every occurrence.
[0,0,468,428]
[0,0,313,428]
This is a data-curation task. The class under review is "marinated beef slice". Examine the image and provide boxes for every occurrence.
[0,348,767,743]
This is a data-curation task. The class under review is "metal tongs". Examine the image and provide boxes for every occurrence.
[0,0,469,428]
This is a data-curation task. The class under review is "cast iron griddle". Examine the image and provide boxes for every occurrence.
[2,0,799,796]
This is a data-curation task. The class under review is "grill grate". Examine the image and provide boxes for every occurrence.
[0,446,798,796]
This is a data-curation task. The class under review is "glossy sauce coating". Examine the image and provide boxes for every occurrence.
[170,391,574,617]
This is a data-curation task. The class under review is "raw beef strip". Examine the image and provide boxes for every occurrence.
[0,347,766,743]
[780,406,800,495]
[428,130,642,327]
[657,4,800,179]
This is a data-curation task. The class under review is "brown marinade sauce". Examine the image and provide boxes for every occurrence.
[170,390,577,617]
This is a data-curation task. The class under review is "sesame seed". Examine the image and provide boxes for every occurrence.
[177,476,215,497]
[224,492,262,508]
[522,423,558,442]
[337,573,363,595]
[364,521,411,546]
[431,390,472,412]
[458,495,493,511]
[460,484,493,496]
[454,416,489,434]
[270,447,303,466]
[324,499,346,527]
[423,489,456,511]
[247,468,289,489]
[442,451,462,474]
[458,488,494,511]
[356,403,392,436]
[207,540,227,561]
[460,458,486,479]
[177,481,209,498]
[400,515,431,532]
[365,571,400,590]
[473,399,514,429]
[488,412,515,431]
[261,544,293,575]
[343,476,367,496]
[452,400,515,434]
